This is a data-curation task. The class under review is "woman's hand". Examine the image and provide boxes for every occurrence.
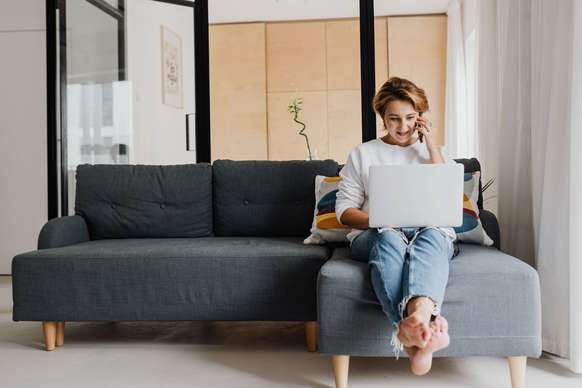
[340,208,370,229]
[415,116,445,163]
[415,116,437,151]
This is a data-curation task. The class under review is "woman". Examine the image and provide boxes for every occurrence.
[335,76,458,375]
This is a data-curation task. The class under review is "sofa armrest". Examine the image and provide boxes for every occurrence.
[480,209,500,250]
[37,215,90,249]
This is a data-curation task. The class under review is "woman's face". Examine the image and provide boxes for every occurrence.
[382,100,419,146]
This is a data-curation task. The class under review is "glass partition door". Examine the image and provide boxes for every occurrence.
[49,0,208,217]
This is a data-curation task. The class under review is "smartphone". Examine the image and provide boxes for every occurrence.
[415,113,424,143]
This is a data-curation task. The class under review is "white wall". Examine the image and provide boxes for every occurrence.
[126,0,196,165]
[208,0,449,23]
[0,0,47,274]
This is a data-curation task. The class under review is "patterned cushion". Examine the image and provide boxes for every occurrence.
[454,171,494,246]
[452,158,484,209]
[304,175,349,244]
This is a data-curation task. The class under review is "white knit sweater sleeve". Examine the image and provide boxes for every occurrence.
[335,148,365,225]
[441,145,455,164]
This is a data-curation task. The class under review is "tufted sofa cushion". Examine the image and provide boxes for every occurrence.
[75,164,213,239]
[213,159,339,237]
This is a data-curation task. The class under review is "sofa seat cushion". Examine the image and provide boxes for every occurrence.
[12,238,330,322]
[317,244,541,357]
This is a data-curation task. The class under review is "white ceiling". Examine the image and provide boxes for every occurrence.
[208,0,451,24]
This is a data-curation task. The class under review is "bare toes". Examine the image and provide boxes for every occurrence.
[431,319,442,333]
[420,322,431,343]
[441,316,449,332]
[398,320,431,348]
[433,315,448,334]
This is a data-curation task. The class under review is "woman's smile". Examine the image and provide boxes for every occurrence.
[396,129,412,138]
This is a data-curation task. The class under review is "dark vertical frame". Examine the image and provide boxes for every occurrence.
[194,0,210,163]
[359,0,377,142]
[58,0,68,217]
[46,0,58,219]
[118,0,126,81]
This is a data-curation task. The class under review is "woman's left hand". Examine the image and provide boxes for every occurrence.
[415,116,438,152]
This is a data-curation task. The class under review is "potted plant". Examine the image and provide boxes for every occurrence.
[288,97,314,161]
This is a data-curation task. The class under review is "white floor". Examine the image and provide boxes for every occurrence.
[1,276,581,388]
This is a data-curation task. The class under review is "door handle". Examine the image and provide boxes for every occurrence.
[185,113,195,151]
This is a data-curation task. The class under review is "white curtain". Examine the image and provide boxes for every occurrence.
[568,0,582,373]
[444,0,473,159]
[475,0,582,372]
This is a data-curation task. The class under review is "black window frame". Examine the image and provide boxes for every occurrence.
[45,0,374,219]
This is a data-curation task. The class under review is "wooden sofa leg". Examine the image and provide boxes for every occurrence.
[56,322,65,347]
[305,321,318,352]
[42,322,57,351]
[331,355,349,388]
[507,356,527,388]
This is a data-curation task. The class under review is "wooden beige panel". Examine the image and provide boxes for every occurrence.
[387,15,448,145]
[266,21,327,92]
[209,23,268,161]
[374,17,388,137]
[326,19,360,90]
[267,91,328,161]
[328,90,362,164]
[374,17,389,91]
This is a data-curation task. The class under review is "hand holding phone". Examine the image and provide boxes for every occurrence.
[415,115,424,143]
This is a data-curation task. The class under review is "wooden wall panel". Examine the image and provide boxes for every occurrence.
[266,21,326,92]
[267,91,328,161]
[374,17,389,137]
[387,15,448,145]
[328,90,361,164]
[209,15,448,161]
[326,19,362,163]
[267,21,328,160]
[209,23,268,160]
[326,19,360,90]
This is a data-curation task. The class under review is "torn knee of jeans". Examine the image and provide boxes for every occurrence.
[390,321,404,360]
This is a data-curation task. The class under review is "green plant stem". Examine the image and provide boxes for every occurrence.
[292,115,312,161]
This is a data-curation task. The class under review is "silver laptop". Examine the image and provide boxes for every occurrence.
[368,164,464,228]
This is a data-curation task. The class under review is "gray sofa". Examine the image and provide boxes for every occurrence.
[12,158,541,388]
[317,160,541,388]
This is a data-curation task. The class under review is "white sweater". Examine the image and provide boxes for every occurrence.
[335,138,458,244]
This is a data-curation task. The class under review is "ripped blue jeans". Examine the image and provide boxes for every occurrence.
[350,227,455,359]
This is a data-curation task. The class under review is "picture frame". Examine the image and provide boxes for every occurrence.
[161,25,183,109]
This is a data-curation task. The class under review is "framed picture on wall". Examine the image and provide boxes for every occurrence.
[161,25,183,109]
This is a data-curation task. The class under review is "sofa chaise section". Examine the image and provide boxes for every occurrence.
[12,159,340,352]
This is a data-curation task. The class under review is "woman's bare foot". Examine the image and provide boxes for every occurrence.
[401,316,444,359]
[397,297,434,348]
[409,315,450,376]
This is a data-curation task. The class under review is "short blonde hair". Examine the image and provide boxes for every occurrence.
[372,77,429,124]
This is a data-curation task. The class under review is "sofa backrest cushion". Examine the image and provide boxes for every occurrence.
[213,159,339,237]
[75,164,213,239]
